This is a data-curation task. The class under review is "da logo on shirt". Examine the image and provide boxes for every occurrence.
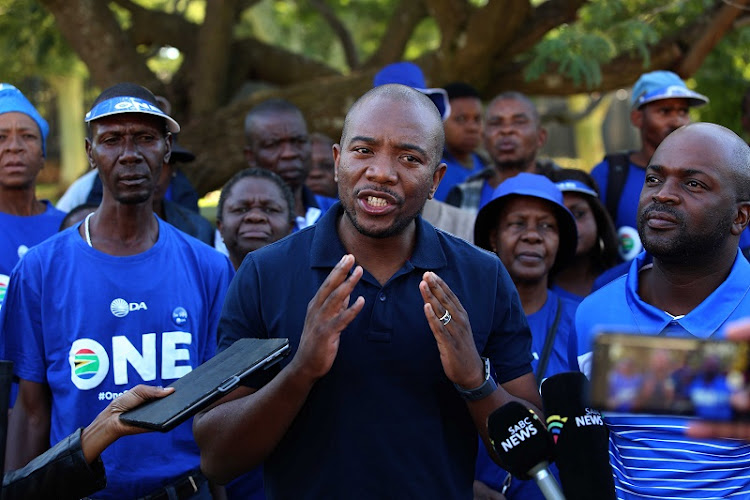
[617,226,642,261]
[110,298,148,318]
[69,339,110,390]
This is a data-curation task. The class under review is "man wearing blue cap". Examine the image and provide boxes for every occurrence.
[0,84,66,307]
[1,82,234,500]
[590,70,709,262]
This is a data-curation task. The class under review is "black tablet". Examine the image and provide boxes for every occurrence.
[119,338,290,431]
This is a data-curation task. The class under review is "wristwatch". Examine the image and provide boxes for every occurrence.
[454,357,497,401]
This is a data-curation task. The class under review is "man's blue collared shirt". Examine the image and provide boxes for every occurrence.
[575,250,750,499]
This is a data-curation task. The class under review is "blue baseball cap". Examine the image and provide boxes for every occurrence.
[631,71,708,110]
[0,83,50,156]
[474,173,578,271]
[85,83,180,133]
[373,62,451,121]
[555,179,598,198]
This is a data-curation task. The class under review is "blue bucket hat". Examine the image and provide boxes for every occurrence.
[474,173,578,271]
[85,83,180,133]
[631,71,708,110]
[0,83,50,156]
[373,62,451,121]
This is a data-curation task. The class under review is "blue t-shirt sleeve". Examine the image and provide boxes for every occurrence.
[201,256,235,363]
[217,256,268,353]
[0,255,47,383]
[589,159,609,205]
[482,263,533,384]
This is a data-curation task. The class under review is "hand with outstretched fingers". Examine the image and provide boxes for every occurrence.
[419,271,484,390]
[289,254,365,382]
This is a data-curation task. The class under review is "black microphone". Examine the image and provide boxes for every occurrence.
[487,401,565,500]
[541,371,616,500]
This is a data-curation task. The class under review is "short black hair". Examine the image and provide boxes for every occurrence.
[444,82,480,101]
[59,203,99,231]
[217,168,295,224]
[91,82,160,108]
[488,91,540,125]
[244,99,305,144]
[341,84,445,170]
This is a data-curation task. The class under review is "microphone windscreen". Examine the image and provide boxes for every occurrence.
[541,371,616,500]
[487,400,554,481]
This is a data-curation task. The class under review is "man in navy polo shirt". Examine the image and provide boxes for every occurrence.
[194,84,541,499]
[576,122,750,497]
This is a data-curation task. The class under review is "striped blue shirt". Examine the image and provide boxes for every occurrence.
[575,250,750,498]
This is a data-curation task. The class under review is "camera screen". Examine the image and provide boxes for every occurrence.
[591,334,750,420]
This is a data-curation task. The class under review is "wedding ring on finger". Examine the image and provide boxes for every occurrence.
[439,309,452,326]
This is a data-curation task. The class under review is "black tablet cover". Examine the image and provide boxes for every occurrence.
[119,338,290,431]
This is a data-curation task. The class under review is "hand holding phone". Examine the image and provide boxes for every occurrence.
[590,333,750,421]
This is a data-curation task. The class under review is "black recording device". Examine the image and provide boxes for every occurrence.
[541,371,616,500]
[487,401,565,500]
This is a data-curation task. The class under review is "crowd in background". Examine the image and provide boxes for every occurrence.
[0,60,750,500]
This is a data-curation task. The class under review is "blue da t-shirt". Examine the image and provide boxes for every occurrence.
[0,200,65,307]
[0,219,234,499]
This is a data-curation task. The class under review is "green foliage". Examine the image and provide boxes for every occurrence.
[692,25,750,135]
[240,0,430,71]
[0,0,81,82]
[525,0,716,89]
[525,25,616,87]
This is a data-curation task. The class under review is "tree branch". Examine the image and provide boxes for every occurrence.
[448,0,531,83]
[110,0,195,49]
[364,0,428,68]
[189,0,239,116]
[38,0,159,90]
[225,38,341,93]
[423,0,469,49]
[543,94,605,125]
[309,0,359,69]
[677,0,750,76]
[501,0,590,62]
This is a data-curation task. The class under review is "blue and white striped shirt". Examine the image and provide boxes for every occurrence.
[575,250,750,498]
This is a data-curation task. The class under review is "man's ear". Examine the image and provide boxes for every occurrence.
[731,201,750,236]
[630,108,643,129]
[85,138,96,169]
[164,133,173,165]
[332,143,341,182]
[429,163,447,199]
[536,126,548,149]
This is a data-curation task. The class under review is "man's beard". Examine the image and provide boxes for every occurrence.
[342,186,425,239]
[638,204,733,261]
[495,153,536,173]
